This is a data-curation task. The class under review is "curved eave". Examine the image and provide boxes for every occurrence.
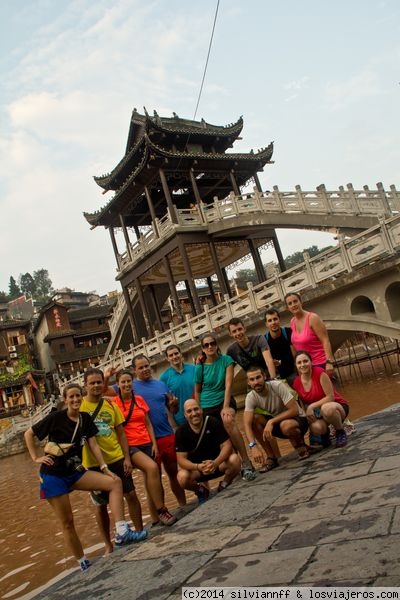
[85,146,149,227]
[146,137,274,164]
[93,135,147,191]
[146,115,244,138]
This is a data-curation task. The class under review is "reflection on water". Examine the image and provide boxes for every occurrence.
[1,366,400,599]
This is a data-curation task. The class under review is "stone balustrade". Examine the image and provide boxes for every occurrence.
[62,213,400,388]
[115,184,400,276]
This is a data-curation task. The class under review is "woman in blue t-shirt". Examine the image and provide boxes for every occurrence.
[194,333,256,481]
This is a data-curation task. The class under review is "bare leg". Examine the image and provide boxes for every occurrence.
[93,504,113,554]
[124,489,143,531]
[163,458,187,506]
[253,413,281,457]
[47,494,85,560]
[131,451,164,522]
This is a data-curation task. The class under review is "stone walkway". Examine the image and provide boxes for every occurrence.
[34,405,400,599]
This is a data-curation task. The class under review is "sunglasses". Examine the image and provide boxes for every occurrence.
[202,341,217,348]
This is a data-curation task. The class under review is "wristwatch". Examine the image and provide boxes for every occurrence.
[248,441,257,448]
[100,464,108,472]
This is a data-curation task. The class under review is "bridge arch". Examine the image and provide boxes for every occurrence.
[385,282,400,322]
[350,295,376,317]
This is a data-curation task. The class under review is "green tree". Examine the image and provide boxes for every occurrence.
[33,269,54,302]
[8,276,21,298]
[0,291,9,301]
[284,245,333,269]
[19,272,36,297]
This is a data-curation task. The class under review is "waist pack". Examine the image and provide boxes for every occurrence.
[44,441,74,457]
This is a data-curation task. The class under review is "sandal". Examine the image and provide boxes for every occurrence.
[259,457,279,473]
[217,480,229,492]
[241,466,257,481]
[297,447,310,461]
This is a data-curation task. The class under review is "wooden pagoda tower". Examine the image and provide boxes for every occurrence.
[85,108,282,350]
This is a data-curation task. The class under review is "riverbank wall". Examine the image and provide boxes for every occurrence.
[0,432,26,458]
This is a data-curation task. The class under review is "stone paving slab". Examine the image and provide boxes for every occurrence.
[297,534,400,583]
[287,460,373,489]
[272,507,393,550]
[186,547,315,587]
[371,454,400,472]
[34,553,214,600]
[251,495,349,527]
[217,526,285,557]
[315,469,397,499]
[124,526,242,560]
[391,506,400,533]
[344,482,400,513]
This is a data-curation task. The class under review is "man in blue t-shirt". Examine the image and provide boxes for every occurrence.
[160,345,195,427]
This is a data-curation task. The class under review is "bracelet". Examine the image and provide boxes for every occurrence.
[326,360,335,366]
[100,464,108,472]
[248,441,257,448]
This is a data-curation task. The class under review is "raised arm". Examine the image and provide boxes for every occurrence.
[310,313,335,375]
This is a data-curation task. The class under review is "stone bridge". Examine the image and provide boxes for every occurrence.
[63,211,400,387]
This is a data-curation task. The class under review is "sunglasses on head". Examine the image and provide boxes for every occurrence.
[202,340,217,348]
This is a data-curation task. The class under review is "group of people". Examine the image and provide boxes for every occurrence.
[25,291,350,572]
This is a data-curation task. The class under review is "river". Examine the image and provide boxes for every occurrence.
[1,364,399,600]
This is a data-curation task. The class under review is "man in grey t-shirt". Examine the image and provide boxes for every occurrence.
[243,366,309,472]
[227,318,276,379]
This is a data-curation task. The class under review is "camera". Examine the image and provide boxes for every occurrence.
[66,455,85,472]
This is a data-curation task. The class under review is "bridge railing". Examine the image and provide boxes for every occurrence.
[115,183,400,275]
[61,213,400,387]
[0,403,53,445]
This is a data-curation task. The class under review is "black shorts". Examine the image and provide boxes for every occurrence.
[129,443,153,458]
[202,397,237,422]
[198,468,225,483]
[258,414,309,439]
[90,458,135,494]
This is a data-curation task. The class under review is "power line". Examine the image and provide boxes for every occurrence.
[192,0,220,121]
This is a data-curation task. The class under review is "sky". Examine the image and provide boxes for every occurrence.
[1,0,399,296]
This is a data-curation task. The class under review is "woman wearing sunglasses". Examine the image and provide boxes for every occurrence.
[194,333,256,482]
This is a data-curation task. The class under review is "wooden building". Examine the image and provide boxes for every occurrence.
[85,109,282,353]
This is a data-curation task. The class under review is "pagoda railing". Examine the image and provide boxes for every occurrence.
[116,183,400,274]
[61,213,400,387]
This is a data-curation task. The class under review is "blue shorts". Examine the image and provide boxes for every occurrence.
[39,470,86,500]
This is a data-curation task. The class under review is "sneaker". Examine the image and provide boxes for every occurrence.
[309,433,322,447]
[195,483,210,504]
[321,432,332,448]
[90,490,108,506]
[335,430,348,448]
[80,558,91,572]
[115,527,148,547]
[241,466,257,481]
[158,507,177,526]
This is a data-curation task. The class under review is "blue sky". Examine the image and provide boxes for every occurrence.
[1,0,399,295]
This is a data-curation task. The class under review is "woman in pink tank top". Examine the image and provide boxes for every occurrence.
[285,292,335,377]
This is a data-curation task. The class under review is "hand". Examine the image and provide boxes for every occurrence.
[201,460,216,475]
[273,359,282,367]
[123,458,133,475]
[165,392,179,414]
[262,421,274,441]
[251,446,264,465]
[325,363,334,377]
[103,365,117,380]
[306,407,317,423]
[152,444,159,460]
[36,455,54,466]
[104,468,119,481]
[221,407,234,423]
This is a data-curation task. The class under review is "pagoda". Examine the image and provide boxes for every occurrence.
[84,109,282,351]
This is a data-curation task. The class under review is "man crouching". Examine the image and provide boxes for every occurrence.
[175,399,241,503]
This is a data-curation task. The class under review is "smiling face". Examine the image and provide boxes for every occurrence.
[118,373,133,397]
[246,369,266,393]
[228,322,247,343]
[183,399,203,428]
[295,352,312,375]
[201,336,218,357]
[134,357,152,381]
[166,347,183,369]
[85,373,104,401]
[64,386,82,412]
[265,312,281,333]
[285,294,302,315]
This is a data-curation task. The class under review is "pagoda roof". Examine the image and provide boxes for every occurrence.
[94,111,244,192]
[85,140,273,228]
